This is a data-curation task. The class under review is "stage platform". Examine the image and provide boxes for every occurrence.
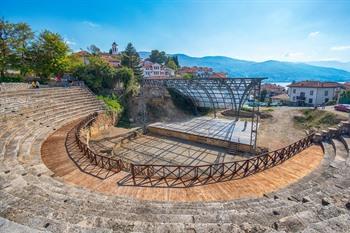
[148,117,255,150]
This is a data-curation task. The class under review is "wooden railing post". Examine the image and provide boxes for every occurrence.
[130,164,136,186]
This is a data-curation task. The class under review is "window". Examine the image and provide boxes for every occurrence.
[292,96,296,101]
[293,89,296,94]
[325,90,328,96]
[325,98,329,103]
[308,98,313,104]
[310,90,314,95]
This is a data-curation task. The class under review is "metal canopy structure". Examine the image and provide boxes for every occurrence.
[141,77,266,150]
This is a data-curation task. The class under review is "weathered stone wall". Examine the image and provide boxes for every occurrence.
[89,112,116,137]
[148,126,253,152]
[128,86,190,125]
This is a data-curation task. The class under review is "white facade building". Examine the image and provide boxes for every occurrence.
[142,61,175,79]
[288,81,343,106]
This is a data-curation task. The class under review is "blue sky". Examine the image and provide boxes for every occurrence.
[2,0,350,62]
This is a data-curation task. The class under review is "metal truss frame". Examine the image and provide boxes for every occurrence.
[142,77,265,149]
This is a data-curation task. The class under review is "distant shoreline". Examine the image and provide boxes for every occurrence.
[264,81,346,88]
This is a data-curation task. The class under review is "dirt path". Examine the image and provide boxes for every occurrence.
[257,107,306,150]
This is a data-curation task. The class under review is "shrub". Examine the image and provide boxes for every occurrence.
[325,100,336,106]
[0,76,23,83]
[294,109,345,129]
[97,94,123,115]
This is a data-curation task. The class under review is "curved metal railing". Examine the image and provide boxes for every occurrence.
[74,113,315,187]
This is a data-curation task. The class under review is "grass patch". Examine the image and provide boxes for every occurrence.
[262,108,274,112]
[294,109,346,130]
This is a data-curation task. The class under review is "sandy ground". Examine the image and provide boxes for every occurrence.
[324,105,350,119]
[91,106,348,152]
[257,107,307,150]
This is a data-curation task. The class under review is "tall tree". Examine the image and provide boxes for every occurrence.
[29,30,70,81]
[172,55,180,68]
[148,50,167,64]
[87,44,101,56]
[121,43,142,81]
[0,19,34,77]
[13,23,34,75]
[0,18,15,77]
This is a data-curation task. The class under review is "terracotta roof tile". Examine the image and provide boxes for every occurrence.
[287,81,343,88]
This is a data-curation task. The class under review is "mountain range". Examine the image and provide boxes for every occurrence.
[139,52,350,83]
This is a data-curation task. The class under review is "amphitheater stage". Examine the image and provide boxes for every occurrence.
[148,117,254,150]
[42,120,324,202]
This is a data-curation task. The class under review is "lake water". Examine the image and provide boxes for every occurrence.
[265,82,346,88]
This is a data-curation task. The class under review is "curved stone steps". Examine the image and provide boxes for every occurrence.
[0,100,103,160]
[1,103,103,161]
[2,86,350,232]
[3,105,103,165]
[0,88,100,122]
[0,216,46,233]
[0,88,90,115]
[17,105,104,161]
[332,139,348,162]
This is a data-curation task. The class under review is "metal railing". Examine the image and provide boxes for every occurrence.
[75,113,315,187]
[75,113,130,172]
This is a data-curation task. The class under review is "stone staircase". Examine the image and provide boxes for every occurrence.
[0,87,350,232]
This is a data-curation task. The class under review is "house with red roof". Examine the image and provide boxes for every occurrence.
[287,81,344,106]
[141,60,175,79]
[261,83,286,97]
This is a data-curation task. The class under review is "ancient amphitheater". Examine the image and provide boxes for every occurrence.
[1,82,350,233]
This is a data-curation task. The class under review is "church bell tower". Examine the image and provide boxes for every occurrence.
[111,42,118,55]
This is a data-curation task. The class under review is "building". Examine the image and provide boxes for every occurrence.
[287,81,344,106]
[210,72,228,79]
[142,60,175,79]
[261,83,286,97]
[110,42,118,55]
[178,66,213,78]
[100,54,121,68]
[73,42,121,68]
[344,82,350,90]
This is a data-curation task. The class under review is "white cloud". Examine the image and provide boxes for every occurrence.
[308,31,320,38]
[330,45,350,51]
[83,21,100,28]
[65,40,76,46]
[64,37,77,46]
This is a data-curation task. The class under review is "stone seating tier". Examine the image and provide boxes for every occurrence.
[0,86,350,232]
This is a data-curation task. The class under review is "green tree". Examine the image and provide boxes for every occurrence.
[339,90,350,104]
[73,56,116,92]
[116,67,139,97]
[12,22,34,75]
[64,53,84,74]
[148,50,167,64]
[87,44,101,56]
[0,18,16,77]
[121,43,142,82]
[165,59,177,70]
[29,30,70,81]
[182,73,193,79]
[172,55,180,68]
[260,89,268,102]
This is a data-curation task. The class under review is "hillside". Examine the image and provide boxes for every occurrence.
[306,60,350,72]
[139,52,350,82]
